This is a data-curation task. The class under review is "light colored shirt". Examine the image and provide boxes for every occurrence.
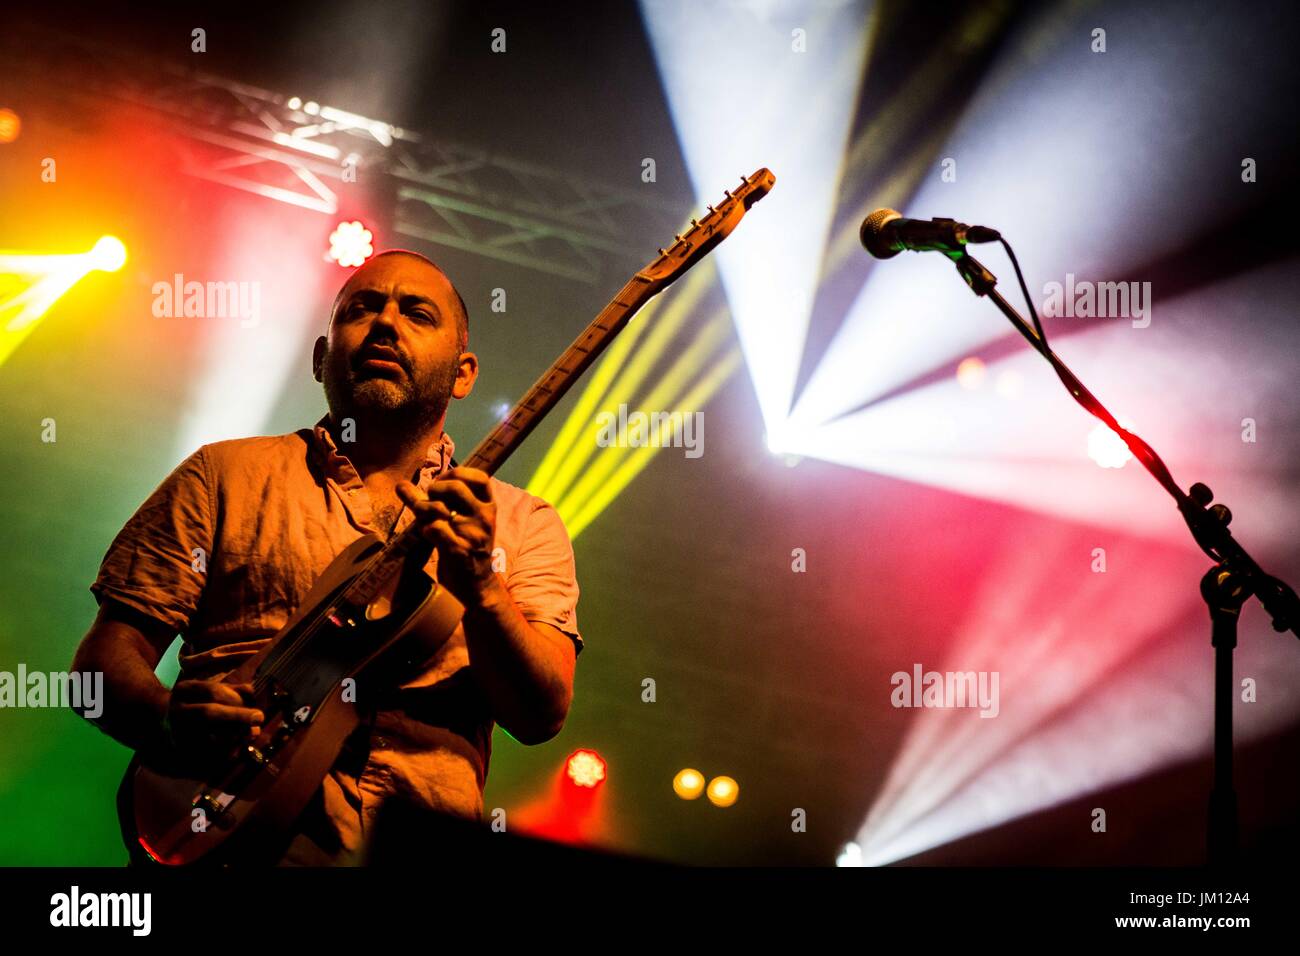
[91,415,581,864]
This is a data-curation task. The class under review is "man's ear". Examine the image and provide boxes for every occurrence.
[453,351,479,400]
[312,336,326,382]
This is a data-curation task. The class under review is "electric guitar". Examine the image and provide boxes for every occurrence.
[120,167,775,865]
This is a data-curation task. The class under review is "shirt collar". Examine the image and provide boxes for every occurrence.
[310,414,456,485]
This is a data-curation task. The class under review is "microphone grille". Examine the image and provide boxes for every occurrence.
[860,208,903,259]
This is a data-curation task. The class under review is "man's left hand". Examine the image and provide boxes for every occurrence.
[396,467,498,607]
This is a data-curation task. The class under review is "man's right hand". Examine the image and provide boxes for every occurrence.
[164,679,264,760]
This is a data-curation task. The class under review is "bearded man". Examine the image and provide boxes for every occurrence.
[71,250,582,865]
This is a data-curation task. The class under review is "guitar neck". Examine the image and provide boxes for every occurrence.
[461,273,659,475]
[368,166,772,578]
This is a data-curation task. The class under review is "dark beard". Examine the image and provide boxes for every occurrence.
[322,349,459,439]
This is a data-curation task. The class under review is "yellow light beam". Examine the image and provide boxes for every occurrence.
[555,307,731,522]
[530,257,717,504]
[839,3,1013,198]
[564,346,742,540]
[527,284,659,499]
[822,4,1014,280]
[822,126,951,277]
[0,237,126,280]
[0,237,126,367]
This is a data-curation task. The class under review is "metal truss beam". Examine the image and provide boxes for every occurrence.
[4,24,683,283]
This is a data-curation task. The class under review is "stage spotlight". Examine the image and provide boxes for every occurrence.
[0,108,20,144]
[673,768,705,800]
[640,0,873,440]
[793,0,1296,435]
[1087,420,1133,469]
[1,237,130,367]
[836,842,864,867]
[565,750,607,789]
[956,356,986,390]
[993,369,1022,399]
[89,236,127,273]
[706,776,739,808]
[328,220,374,268]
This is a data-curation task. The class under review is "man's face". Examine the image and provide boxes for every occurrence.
[314,255,475,431]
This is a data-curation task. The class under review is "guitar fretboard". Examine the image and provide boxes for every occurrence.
[462,274,657,475]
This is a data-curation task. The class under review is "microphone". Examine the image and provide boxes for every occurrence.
[859,208,1001,260]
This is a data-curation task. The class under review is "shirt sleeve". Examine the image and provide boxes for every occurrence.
[505,500,582,656]
[90,446,215,635]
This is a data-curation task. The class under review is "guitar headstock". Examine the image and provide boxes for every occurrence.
[639,167,775,286]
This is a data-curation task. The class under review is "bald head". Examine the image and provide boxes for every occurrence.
[330,249,468,350]
[314,248,479,439]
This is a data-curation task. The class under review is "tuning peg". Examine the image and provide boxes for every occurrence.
[657,248,666,256]
[674,234,682,241]
[690,218,698,226]
[739,174,747,185]
[723,189,732,198]
[1189,482,1214,507]
[706,204,715,212]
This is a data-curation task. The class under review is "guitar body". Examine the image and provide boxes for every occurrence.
[119,532,465,866]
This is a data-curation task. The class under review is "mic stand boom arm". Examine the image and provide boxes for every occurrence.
[948,249,1300,865]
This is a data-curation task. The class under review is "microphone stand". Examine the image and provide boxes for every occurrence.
[946,250,1300,866]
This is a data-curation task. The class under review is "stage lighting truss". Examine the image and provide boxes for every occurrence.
[3,26,682,284]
